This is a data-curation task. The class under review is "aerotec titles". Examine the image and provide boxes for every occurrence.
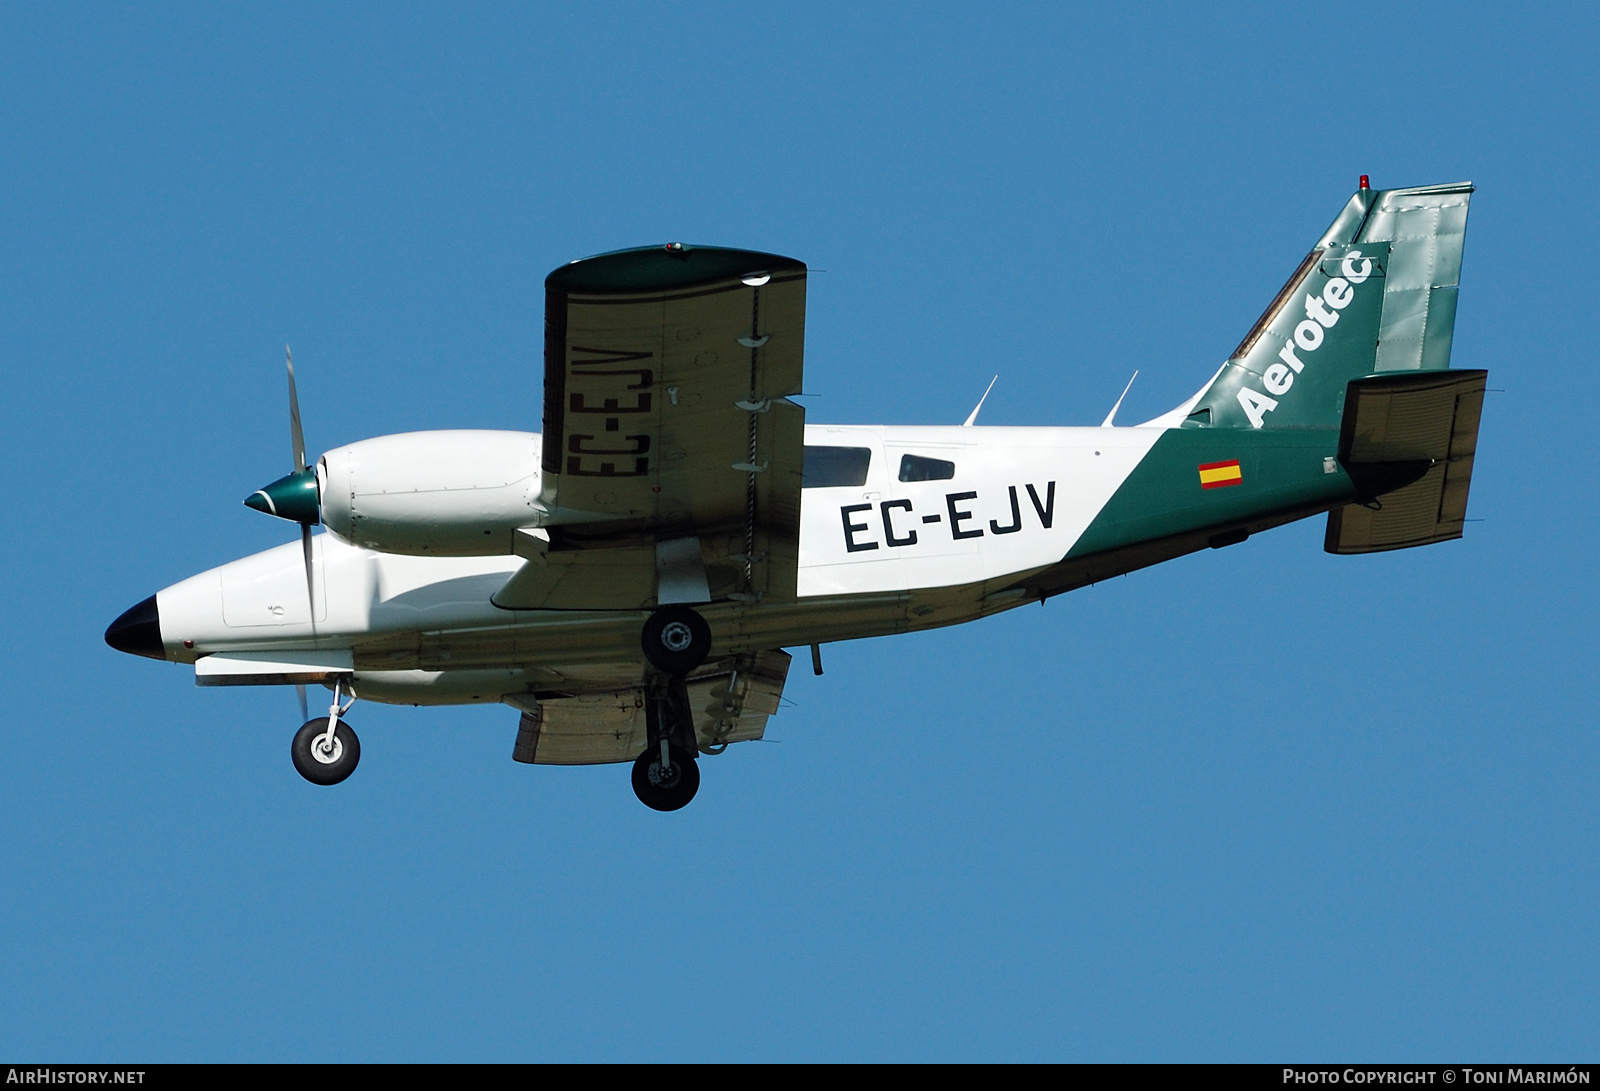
[1237,250,1376,428]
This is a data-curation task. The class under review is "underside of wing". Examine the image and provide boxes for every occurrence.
[514,244,806,609]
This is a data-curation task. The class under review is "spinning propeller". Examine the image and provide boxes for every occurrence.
[244,349,324,714]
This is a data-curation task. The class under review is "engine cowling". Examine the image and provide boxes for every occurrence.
[319,430,541,556]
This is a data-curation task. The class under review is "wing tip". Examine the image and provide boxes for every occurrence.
[547,244,806,295]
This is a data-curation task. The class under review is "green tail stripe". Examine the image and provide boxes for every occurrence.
[1067,428,1353,559]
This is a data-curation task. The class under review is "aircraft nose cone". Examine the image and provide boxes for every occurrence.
[105,595,166,660]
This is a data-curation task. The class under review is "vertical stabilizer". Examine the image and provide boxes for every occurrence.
[1184,182,1473,431]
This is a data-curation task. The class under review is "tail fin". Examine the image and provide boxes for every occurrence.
[1183,181,1474,430]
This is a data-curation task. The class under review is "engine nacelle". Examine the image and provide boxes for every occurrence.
[320,430,540,556]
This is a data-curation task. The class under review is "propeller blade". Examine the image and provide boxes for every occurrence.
[287,346,307,473]
[301,522,317,628]
[296,684,309,723]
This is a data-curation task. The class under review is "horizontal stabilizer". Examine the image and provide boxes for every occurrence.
[1325,369,1487,554]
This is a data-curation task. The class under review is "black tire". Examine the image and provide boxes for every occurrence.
[291,717,361,786]
[640,605,712,675]
[631,743,701,811]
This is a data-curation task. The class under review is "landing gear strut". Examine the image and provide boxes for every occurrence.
[632,672,700,811]
[291,680,360,785]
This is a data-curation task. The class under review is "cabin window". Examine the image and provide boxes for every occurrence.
[897,454,956,482]
[802,446,872,488]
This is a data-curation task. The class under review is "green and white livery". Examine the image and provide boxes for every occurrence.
[107,180,1485,810]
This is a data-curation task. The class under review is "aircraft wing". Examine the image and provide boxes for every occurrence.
[519,244,806,608]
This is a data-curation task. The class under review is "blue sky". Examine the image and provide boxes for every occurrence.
[2,3,1596,1060]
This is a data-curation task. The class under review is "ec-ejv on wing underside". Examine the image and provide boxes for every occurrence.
[529,244,806,608]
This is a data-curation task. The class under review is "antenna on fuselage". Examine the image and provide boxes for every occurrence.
[962,375,999,427]
[1101,370,1139,428]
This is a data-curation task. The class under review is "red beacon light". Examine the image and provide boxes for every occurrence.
[1359,175,1370,190]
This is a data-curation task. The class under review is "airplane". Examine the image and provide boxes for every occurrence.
[106,178,1485,811]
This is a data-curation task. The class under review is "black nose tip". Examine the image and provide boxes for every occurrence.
[105,595,165,660]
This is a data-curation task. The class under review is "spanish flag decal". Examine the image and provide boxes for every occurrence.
[1198,459,1243,490]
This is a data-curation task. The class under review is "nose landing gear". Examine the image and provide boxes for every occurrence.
[292,717,360,784]
[290,680,360,785]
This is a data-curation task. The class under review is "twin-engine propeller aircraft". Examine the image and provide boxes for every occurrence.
[107,179,1485,810]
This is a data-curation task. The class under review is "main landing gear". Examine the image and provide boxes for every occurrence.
[640,604,712,675]
[633,606,711,811]
[291,680,360,785]
[633,740,700,812]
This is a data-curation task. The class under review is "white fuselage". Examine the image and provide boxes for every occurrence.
[156,423,1166,701]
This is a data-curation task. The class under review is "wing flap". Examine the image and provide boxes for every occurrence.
[511,691,647,765]
[508,649,792,765]
[685,648,792,750]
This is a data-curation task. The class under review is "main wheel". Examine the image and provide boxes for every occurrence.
[640,605,712,674]
[291,717,361,786]
[631,743,701,811]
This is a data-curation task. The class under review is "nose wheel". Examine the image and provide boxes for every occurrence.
[290,679,360,785]
[291,717,360,785]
